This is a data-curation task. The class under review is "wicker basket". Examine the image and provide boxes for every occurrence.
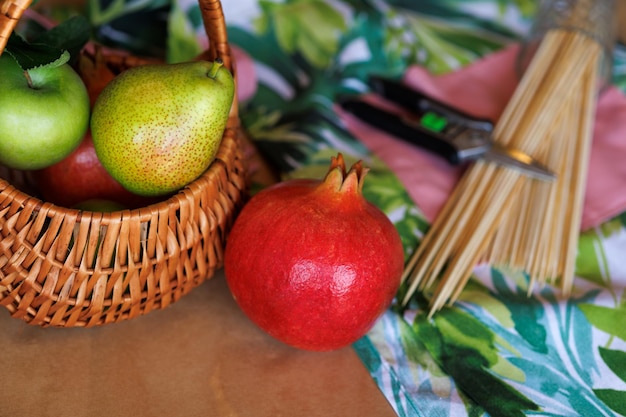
[0,0,247,327]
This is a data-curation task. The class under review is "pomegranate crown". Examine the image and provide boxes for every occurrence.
[321,153,369,194]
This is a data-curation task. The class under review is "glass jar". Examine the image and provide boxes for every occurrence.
[518,0,617,89]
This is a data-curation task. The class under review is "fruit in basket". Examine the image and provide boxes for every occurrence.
[91,59,235,197]
[33,131,157,209]
[73,199,127,212]
[76,47,117,108]
[224,154,405,351]
[0,53,90,170]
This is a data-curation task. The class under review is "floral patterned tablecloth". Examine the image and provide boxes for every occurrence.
[74,0,626,415]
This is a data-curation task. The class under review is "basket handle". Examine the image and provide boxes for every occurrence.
[198,0,232,70]
[196,0,238,122]
[0,0,32,54]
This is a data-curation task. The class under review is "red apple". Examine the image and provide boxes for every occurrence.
[33,131,159,209]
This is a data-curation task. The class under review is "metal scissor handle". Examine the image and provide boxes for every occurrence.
[368,76,494,133]
[338,98,469,164]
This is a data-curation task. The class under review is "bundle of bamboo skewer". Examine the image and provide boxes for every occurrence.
[402,0,616,315]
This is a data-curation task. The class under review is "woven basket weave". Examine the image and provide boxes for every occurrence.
[0,0,247,327]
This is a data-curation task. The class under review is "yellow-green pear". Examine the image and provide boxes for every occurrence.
[91,59,234,196]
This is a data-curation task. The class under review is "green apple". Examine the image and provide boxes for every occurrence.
[0,52,90,170]
[91,59,234,197]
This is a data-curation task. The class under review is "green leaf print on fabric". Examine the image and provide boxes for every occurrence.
[411,306,539,417]
[456,281,616,415]
[497,0,536,17]
[612,46,626,92]
[599,347,626,384]
[380,8,508,74]
[576,228,611,288]
[255,0,348,68]
[167,0,203,63]
[456,280,516,330]
[490,268,548,354]
[594,388,626,416]
[397,316,450,384]
[579,302,626,342]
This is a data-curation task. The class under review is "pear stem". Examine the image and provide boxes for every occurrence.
[207,58,224,79]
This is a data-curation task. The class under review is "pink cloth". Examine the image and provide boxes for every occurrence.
[338,44,626,231]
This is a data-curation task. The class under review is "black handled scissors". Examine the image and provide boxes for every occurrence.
[338,76,555,181]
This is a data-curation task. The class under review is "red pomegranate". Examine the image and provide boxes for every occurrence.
[224,154,404,351]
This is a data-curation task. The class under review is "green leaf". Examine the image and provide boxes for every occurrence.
[593,389,626,416]
[598,347,626,384]
[578,303,626,341]
[35,15,91,63]
[4,15,90,70]
[5,33,66,70]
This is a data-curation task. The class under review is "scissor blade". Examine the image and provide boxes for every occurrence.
[484,143,556,182]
